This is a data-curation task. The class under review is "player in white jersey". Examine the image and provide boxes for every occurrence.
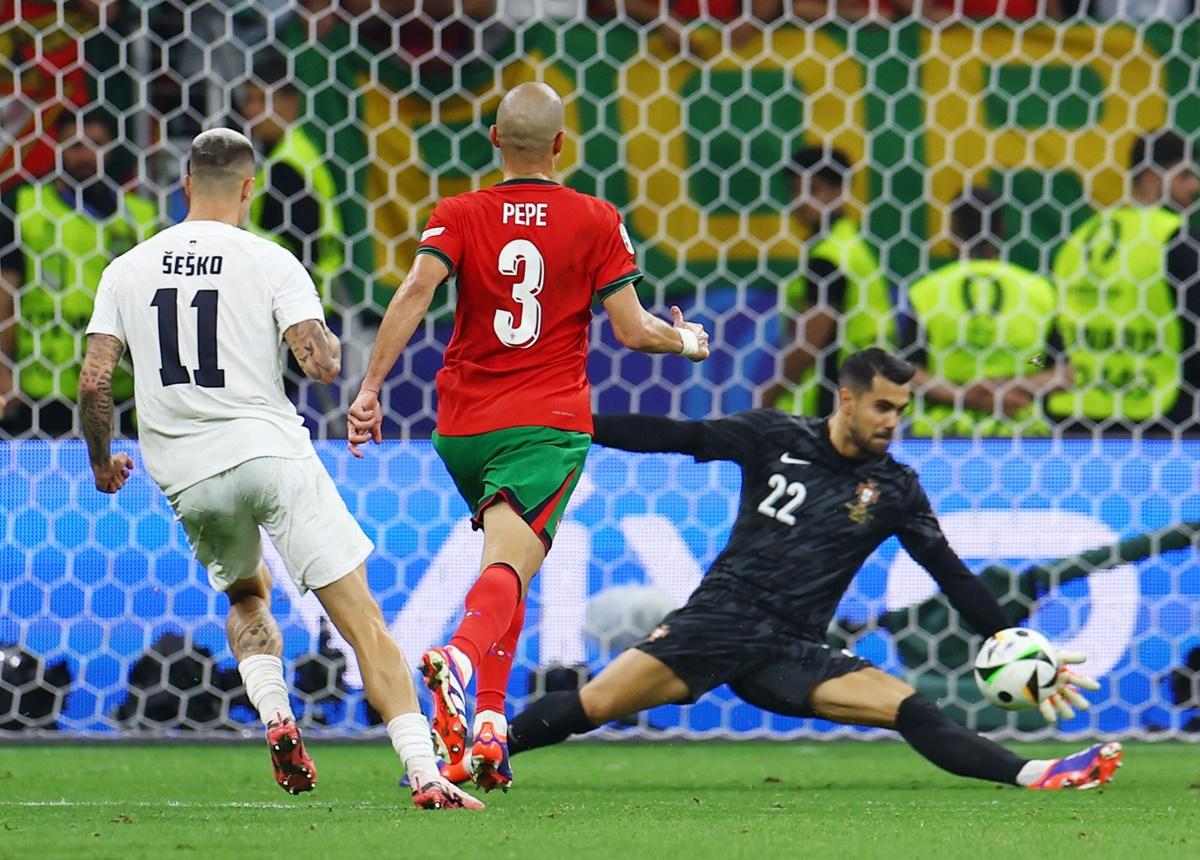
[78,128,482,811]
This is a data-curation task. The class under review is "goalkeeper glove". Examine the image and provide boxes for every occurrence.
[1038,652,1100,724]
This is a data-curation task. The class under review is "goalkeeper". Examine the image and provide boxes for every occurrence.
[507,349,1122,791]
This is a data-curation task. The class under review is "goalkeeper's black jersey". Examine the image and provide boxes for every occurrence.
[592,409,1008,638]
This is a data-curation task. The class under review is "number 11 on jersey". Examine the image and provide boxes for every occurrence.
[151,288,226,388]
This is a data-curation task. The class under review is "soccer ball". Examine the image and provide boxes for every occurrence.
[973,628,1061,711]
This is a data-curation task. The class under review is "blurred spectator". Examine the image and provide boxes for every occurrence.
[907,187,1070,437]
[787,0,897,21]
[377,0,498,75]
[279,0,350,41]
[1088,0,1195,20]
[0,110,155,435]
[272,0,410,49]
[241,55,344,307]
[145,0,264,143]
[170,1,255,86]
[608,0,777,51]
[761,146,896,415]
[0,0,110,191]
[1049,131,1200,435]
[239,53,348,433]
[891,0,1063,20]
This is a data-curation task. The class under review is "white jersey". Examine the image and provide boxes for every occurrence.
[86,220,323,495]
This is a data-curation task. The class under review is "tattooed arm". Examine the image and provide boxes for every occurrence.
[79,333,134,493]
[284,318,342,384]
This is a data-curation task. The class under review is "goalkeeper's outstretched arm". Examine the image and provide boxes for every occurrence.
[896,487,1008,637]
[591,413,705,455]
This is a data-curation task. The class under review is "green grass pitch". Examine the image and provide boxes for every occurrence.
[1,741,1197,859]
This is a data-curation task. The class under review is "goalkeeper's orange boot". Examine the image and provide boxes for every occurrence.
[471,720,512,793]
[1030,742,1123,790]
[266,714,317,795]
[421,646,470,768]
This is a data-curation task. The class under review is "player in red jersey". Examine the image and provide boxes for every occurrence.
[347,82,710,792]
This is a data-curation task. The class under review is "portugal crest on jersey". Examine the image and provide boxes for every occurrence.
[845,479,881,524]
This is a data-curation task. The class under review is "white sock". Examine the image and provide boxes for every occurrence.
[473,709,507,737]
[388,713,440,779]
[1016,759,1055,787]
[238,654,292,726]
[445,644,474,686]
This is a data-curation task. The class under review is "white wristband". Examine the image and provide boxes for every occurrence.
[677,327,700,357]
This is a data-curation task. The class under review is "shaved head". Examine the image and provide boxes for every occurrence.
[183,128,258,226]
[187,128,255,194]
[495,82,565,157]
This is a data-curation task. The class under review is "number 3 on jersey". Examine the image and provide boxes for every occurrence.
[758,473,807,526]
[494,239,543,349]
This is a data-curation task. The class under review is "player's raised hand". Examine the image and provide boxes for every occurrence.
[670,305,710,362]
[347,387,384,459]
[92,452,133,494]
[1037,651,1100,724]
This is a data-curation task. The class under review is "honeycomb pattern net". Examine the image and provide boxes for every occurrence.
[2,10,1199,438]
[2,8,1200,738]
[2,439,1198,738]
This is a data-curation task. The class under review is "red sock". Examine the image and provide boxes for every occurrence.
[449,563,521,668]
[474,598,526,716]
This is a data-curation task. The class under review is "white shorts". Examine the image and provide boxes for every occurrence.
[169,454,374,595]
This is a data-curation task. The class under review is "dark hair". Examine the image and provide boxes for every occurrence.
[839,348,915,393]
[951,185,1004,246]
[1130,130,1191,177]
[187,129,255,182]
[788,146,852,190]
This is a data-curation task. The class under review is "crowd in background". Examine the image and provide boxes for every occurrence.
[2,1,1199,441]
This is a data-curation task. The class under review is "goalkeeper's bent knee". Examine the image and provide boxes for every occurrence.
[508,691,598,756]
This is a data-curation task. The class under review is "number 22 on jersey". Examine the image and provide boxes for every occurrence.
[758,473,807,526]
[493,239,543,349]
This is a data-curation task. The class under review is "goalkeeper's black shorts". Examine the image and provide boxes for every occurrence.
[634,586,873,716]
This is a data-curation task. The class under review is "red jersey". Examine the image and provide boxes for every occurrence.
[417,179,642,436]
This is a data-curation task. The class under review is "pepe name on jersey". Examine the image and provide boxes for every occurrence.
[502,201,547,226]
[161,249,223,276]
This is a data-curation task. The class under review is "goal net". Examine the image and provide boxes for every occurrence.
[1,6,1198,738]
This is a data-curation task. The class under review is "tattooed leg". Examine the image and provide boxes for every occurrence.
[228,564,291,724]
[226,563,283,659]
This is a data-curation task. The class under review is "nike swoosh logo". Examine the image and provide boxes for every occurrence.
[780,454,811,465]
